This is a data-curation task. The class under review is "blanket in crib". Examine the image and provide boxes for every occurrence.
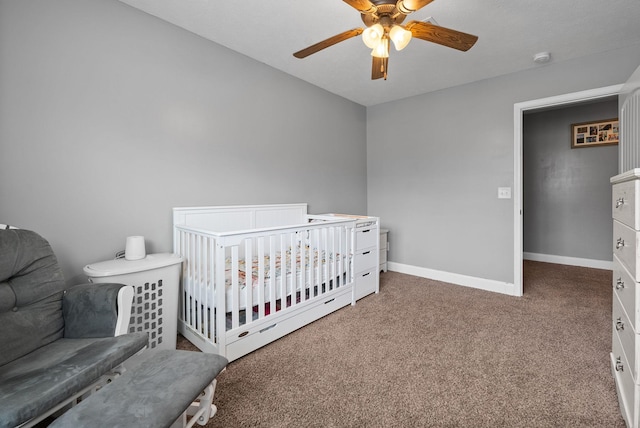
[225,245,342,289]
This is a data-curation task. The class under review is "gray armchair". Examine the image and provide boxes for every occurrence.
[0,228,148,428]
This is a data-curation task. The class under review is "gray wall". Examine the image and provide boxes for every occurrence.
[523,100,618,261]
[367,45,640,284]
[0,0,367,283]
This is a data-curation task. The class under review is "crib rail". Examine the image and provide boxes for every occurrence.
[174,218,356,358]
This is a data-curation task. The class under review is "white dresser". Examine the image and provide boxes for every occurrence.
[353,217,380,300]
[611,169,640,427]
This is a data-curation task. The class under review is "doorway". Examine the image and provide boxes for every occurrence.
[513,84,624,296]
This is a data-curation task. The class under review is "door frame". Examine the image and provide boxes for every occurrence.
[513,84,624,296]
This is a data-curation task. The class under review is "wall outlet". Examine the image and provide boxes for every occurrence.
[498,187,512,199]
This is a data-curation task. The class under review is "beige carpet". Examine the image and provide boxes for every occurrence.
[178,261,625,427]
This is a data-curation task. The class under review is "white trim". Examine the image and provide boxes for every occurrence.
[523,252,613,270]
[513,84,623,297]
[115,285,135,336]
[388,262,517,296]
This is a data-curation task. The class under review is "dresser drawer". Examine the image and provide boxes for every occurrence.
[614,255,640,331]
[612,333,636,427]
[613,179,640,229]
[614,220,640,281]
[356,227,377,251]
[355,248,377,273]
[354,268,377,300]
[613,293,638,380]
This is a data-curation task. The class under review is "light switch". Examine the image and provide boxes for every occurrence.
[498,187,511,199]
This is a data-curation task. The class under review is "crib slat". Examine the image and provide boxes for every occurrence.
[257,237,265,319]
[299,231,307,304]
[190,232,197,328]
[193,235,202,333]
[206,236,215,340]
[206,235,215,342]
[334,227,340,288]
[308,228,315,297]
[337,227,342,287]
[324,228,334,292]
[178,231,185,324]
[201,236,209,340]
[198,235,205,339]
[328,227,335,290]
[231,246,239,329]
[279,235,286,310]
[288,232,295,308]
[342,226,346,287]
[215,239,226,353]
[317,228,322,294]
[322,227,328,293]
[184,232,191,327]
[268,235,276,317]
[245,238,253,325]
[196,235,203,338]
[178,231,187,325]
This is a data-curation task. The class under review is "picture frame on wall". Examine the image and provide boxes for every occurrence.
[571,118,619,148]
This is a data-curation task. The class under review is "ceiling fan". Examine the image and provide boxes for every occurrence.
[293,0,478,80]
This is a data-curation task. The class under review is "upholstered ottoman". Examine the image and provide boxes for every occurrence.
[49,350,228,428]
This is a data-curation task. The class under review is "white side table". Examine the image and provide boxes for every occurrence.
[380,229,389,272]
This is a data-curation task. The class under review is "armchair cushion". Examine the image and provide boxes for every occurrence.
[63,283,125,338]
[0,229,66,366]
[0,332,148,428]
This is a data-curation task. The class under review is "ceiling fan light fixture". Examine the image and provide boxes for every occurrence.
[292,1,479,81]
[362,23,384,49]
[371,37,389,58]
[389,25,412,51]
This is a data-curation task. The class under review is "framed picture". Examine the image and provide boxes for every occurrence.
[571,118,619,148]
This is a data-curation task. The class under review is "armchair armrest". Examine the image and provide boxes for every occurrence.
[63,283,134,338]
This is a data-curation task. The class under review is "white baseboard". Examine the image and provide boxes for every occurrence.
[523,252,612,270]
[387,262,518,296]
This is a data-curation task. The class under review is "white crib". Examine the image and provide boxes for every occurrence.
[173,204,359,362]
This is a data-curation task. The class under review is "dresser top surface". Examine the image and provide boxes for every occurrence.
[611,168,640,184]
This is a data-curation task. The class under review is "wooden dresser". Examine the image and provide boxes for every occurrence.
[611,169,640,427]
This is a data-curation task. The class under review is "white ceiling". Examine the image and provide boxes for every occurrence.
[117,0,640,106]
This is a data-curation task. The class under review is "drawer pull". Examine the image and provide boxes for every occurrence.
[362,251,371,255]
[616,197,625,208]
[362,272,370,277]
[616,238,625,249]
[616,317,625,331]
[259,324,277,333]
[361,229,371,233]
[616,357,624,372]
[616,278,625,290]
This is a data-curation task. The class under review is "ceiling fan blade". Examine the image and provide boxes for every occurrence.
[372,56,388,80]
[397,0,435,13]
[405,21,478,51]
[293,28,364,59]
[343,0,377,13]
